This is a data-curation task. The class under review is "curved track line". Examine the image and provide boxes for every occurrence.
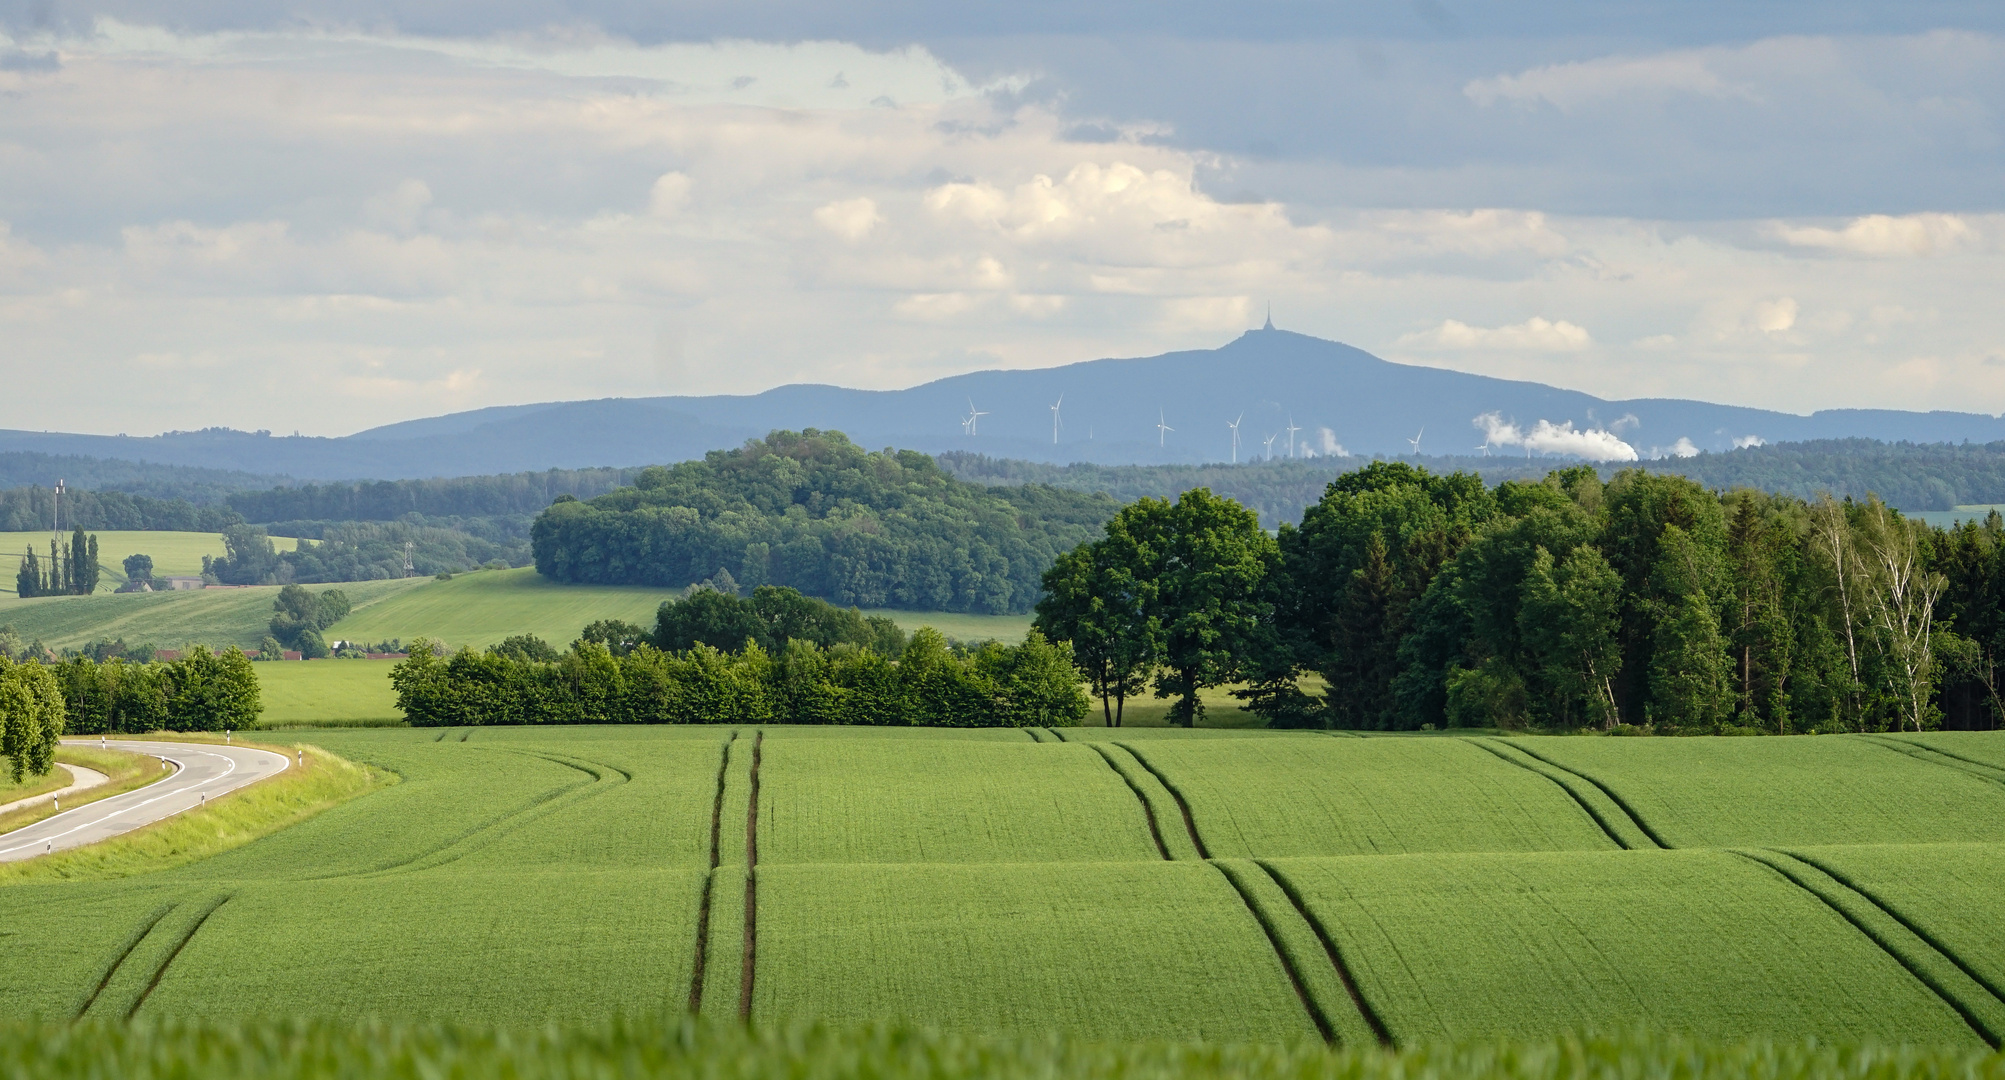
[1467,739,1631,849]
[1256,860,1395,1048]
[739,731,764,1021]
[688,731,737,1014]
[1084,744,1172,860]
[1114,743,1210,859]
[75,903,175,1020]
[1211,861,1334,1044]
[128,893,234,1020]
[1501,740,1669,848]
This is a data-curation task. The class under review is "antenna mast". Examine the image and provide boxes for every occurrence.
[403,540,415,577]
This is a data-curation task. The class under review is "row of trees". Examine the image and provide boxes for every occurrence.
[264,585,352,658]
[46,647,262,735]
[390,628,1088,728]
[530,431,1117,614]
[0,658,64,782]
[14,528,101,597]
[1037,464,2001,733]
[204,523,517,585]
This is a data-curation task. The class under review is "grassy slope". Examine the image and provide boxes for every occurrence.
[255,661,403,726]
[0,531,301,596]
[0,725,2003,1043]
[1121,737,1620,858]
[1269,848,1983,1046]
[1514,735,2005,848]
[324,567,687,652]
[0,578,420,651]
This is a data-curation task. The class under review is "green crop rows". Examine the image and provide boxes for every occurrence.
[1,726,2003,1050]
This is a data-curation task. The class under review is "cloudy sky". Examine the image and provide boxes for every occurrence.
[3,2,2004,436]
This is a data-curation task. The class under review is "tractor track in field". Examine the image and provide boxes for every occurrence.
[1860,735,2005,787]
[1114,743,1210,859]
[1468,739,1635,850]
[740,730,763,1021]
[1780,848,2005,1017]
[1114,742,1391,1046]
[1732,849,2003,1049]
[127,893,233,1020]
[76,902,175,1019]
[1082,743,1172,860]
[315,746,627,880]
[1255,860,1394,1048]
[687,730,738,1014]
[1211,861,1335,1044]
[1500,741,1670,849]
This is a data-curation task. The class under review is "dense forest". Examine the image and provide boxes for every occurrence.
[944,439,2005,529]
[531,431,1118,614]
[0,451,283,503]
[1036,463,2005,733]
[0,485,242,533]
[225,467,641,523]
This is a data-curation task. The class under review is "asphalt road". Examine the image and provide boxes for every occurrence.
[0,740,291,863]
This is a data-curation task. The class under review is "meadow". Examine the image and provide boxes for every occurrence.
[0,578,419,652]
[0,530,301,595]
[0,723,2001,1052]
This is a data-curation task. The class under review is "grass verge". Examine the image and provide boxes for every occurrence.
[0,738,392,886]
[0,1020,1998,1079]
[0,746,163,835]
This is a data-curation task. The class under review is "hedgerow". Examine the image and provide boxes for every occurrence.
[388,629,1088,728]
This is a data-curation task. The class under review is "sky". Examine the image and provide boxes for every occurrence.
[3,2,2005,437]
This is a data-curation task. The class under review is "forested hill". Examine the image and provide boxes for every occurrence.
[531,431,1119,614]
[940,439,2005,529]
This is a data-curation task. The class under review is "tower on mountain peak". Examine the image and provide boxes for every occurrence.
[1263,302,1274,331]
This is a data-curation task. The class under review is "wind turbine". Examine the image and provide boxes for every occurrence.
[1407,427,1425,457]
[1475,443,1491,456]
[1226,412,1243,464]
[965,398,988,437]
[1050,395,1063,444]
[1285,415,1301,459]
[1262,432,1278,461]
[1156,409,1174,448]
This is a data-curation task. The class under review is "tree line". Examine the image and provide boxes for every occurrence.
[944,438,2005,531]
[531,431,1117,614]
[0,484,243,533]
[1035,462,2004,733]
[390,627,1087,728]
[13,528,101,597]
[203,522,520,585]
[5,646,260,768]
[226,467,642,523]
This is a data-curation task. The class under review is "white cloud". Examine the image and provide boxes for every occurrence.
[1465,51,1752,111]
[1656,437,1702,458]
[814,197,883,240]
[1733,434,1766,448]
[1771,213,1977,257]
[1474,412,1638,461]
[648,173,693,217]
[1400,317,1592,351]
[1316,427,1347,456]
[1753,297,1798,333]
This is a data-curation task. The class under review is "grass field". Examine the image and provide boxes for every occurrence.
[0,578,421,652]
[0,724,2002,1048]
[0,531,301,596]
[256,661,404,726]
[2,1022,2000,1080]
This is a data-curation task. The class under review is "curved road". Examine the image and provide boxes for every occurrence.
[0,740,291,862]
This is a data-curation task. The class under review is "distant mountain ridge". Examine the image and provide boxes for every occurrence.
[2,330,2000,480]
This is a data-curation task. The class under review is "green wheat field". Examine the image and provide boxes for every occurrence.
[3,724,2003,1065]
